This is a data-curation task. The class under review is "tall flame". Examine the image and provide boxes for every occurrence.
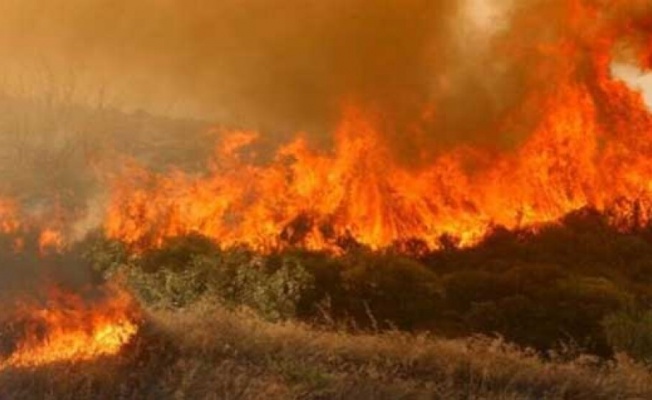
[104,1,652,252]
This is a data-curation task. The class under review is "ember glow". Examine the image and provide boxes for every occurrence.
[0,286,139,369]
[103,1,652,252]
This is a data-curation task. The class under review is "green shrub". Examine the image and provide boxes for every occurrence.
[139,234,220,273]
[234,255,315,321]
[129,265,207,308]
[79,230,130,277]
[340,252,442,329]
[117,243,315,321]
[198,250,315,321]
[603,309,652,364]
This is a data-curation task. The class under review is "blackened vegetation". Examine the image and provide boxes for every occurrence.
[81,206,652,362]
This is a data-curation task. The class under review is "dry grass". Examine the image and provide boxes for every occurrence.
[1,301,651,400]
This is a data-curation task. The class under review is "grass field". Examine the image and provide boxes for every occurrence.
[2,302,651,400]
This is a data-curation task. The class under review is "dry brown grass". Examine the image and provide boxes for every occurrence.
[1,301,651,400]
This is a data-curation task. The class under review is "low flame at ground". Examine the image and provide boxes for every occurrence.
[0,286,139,370]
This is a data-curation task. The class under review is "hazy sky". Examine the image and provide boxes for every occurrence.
[0,0,650,130]
[0,0,509,122]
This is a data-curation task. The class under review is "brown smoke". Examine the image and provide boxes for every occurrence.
[0,0,515,147]
[0,1,651,159]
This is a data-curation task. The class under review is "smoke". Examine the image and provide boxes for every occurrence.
[0,0,522,146]
[0,1,650,146]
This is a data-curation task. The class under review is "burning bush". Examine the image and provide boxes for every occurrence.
[0,283,140,370]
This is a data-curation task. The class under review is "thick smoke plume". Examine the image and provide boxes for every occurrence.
[0,0,523,150]
[0,1,649,156]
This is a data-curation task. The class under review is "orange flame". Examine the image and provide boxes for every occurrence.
[104,1,652,252]
[38,228,65,254]
[0,286,139,370]
[0,199,21,235]
[0,197,70,255]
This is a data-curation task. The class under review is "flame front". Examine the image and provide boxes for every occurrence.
[1,287,139,370]
[104,1,652,252]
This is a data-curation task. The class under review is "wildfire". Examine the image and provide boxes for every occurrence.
[103,1,652,252]
[0,196,70,255]
[38,228,65,254]
[0,285,139,370]
[0,199,21,235]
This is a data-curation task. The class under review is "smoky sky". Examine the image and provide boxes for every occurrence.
[0,0,518,148]
[0,0,651,158]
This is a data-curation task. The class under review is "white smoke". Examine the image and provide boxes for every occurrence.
[613,63,652,110]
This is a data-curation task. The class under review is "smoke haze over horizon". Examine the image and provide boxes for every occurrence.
[0,0,524,145]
